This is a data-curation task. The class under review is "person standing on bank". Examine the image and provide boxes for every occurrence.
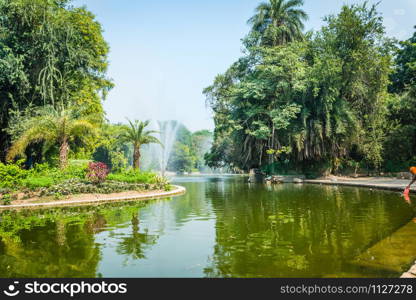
[406,167,416,190]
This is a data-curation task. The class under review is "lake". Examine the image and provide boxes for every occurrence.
[0,175,414,278]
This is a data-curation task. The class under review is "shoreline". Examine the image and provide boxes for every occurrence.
[304,177,414,193]
[0,185,186,210]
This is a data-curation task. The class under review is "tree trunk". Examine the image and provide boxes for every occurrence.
[133,145,141,170]
[59,138,69,169]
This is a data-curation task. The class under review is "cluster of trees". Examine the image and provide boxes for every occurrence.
[92,120,163,172]
[0,0,110,165]
[205,0,416,175]
[0,0,214,174]
[0,0,165,172]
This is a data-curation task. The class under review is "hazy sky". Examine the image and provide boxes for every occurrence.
[73,0,416,131]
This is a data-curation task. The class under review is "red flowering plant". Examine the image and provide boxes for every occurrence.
[86,162,110,184]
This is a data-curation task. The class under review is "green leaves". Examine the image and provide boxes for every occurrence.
[205,2,393,173]
[6,105,98,168]
[121,119,162,148]
[247,0,308,47]
[0,0,112,161]
[118,119,162,170]
[270,104,301,130]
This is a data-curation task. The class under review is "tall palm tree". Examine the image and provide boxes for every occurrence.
[248,0,308,46]
[7,105,97,169]
[120,120,162,170]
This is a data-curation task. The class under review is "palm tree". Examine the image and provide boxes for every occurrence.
[248,0,308,46]
[7,105,97,169]
[120,120,162,170]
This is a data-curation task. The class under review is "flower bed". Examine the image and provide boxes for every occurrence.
[0,162,171,205]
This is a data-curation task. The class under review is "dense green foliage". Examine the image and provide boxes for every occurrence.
[247,0,308,47]
[0,161,171,205]
[7,105,98,168]
[383,27,416,172]
[390,26,416,93]
[92,123,131,172]
[0,161,87,190]
[205,1,413,175]
[107,169,161,184]
[40,177,170,198]
[0,0,112,162]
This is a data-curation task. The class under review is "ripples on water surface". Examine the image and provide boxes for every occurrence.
[0,175,414,278]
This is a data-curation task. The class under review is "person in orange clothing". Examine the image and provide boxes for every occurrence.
[407,167,416,189]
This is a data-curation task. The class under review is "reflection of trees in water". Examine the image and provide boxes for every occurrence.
[0,202,152,277]
[169,182,212,225]
[0,219,100,278]
[113,184,215,263]
[116,213,158,263]
[204,180,413,277]
[113,185,213,241]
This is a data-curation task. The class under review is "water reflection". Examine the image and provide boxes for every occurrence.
[0,211,101,277]
[203,179,414,278]
[0,176,413,278]
[0,203,148,277]
[116,213,158,262]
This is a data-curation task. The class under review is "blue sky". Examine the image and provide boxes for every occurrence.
[73,0,416,131]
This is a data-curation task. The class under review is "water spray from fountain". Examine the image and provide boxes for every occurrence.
[156,120,180,176]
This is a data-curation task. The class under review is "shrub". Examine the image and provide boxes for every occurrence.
[107,169,158,184]
[0,161,29,188]
[107,169,171,190]
[109,151,128,173]
[154,175,172,191]
[53,192,63,200]
[35,163,87,182]
[63,163,88,179]
[0,161,89,190]
[86,162,109,184]
[40,178,148,196]
[21,176,55,190]
[1,194,11,205]
[39,176,172,198]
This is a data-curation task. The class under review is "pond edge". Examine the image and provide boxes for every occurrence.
[304,180,412,193]
[0,185,186,210]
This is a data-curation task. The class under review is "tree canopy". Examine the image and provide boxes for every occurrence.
[0,0,112,161]
[205,1,398,175]
[247,0,308,47]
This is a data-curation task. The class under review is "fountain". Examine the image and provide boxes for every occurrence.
[156,120,180,176]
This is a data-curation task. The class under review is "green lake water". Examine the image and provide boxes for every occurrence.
[0,175,415,278]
